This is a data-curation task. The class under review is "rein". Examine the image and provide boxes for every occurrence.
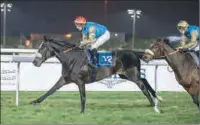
[165,50,179,72]
[54,47,74,57]
[159,49,179,58]
[63,47,73,53]
[168,49,180,56]
[54,46,84,57]
[150,48,180,73]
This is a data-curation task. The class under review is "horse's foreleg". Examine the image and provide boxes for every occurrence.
[30,76,66,104]
[187,82,199,108]
[77,79,86,113]
[190,94,199,108]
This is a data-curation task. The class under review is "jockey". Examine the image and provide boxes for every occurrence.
[176,20,199,56]
[74,16,111,82]
[74,16,110,66]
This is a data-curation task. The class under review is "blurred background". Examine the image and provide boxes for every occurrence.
[0,0,199,50]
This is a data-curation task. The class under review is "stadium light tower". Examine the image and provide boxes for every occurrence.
[127,9,142,49]
[1,1,13,47]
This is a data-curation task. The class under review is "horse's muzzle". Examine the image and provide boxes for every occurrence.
[142,54,151,63]
[32,57,42,67]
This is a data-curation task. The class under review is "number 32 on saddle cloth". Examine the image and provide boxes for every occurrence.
[87,50,114,68]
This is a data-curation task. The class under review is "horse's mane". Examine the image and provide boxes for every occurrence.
[42,35,77,47]
[53,39,77,47]
[156,37,175,50]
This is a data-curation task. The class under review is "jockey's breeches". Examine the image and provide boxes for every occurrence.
[90,30,110,49]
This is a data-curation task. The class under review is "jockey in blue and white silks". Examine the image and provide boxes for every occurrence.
[74,16,110,50]
[177,20,199,51]
[176,20,200,65]
[74,16,111,82]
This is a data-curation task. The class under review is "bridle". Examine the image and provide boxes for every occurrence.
[146,42,181,73]
[152,40,181,58]
[36,39,84,59]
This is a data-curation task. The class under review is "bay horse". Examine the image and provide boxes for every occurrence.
[31,36,163,113]
[143,38,199,109]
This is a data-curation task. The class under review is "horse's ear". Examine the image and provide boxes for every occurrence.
[156,37,162,42]
[43,36,47,42]
[43,35,54,42]
[25,35,31,40]
[49,38,54,42]
[163,38,170,45]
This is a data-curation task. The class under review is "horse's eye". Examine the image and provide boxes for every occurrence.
[154,45,159,49]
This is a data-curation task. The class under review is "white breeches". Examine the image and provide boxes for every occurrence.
[90,30,110,49]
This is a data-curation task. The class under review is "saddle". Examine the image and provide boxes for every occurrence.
[180,49,200,68]
[87,50,113,68]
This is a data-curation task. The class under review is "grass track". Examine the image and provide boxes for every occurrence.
[1,91,200,124]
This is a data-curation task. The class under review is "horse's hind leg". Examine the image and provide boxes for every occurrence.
[30,76,66,104]
[118,74,162,102]
[119,71,163,103]
[141,78,163,103]
[125,67,160,113]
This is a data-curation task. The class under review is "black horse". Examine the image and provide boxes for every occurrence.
[31,36,163,113]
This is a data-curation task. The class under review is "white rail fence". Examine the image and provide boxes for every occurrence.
[1,48,185,106]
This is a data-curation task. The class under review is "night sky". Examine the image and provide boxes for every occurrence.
[3,0,199,37]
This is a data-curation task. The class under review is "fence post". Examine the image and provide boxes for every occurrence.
[16,62,20,106]
[154,65,158,106]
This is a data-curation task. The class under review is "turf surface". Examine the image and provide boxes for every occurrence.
[1,91,200,124]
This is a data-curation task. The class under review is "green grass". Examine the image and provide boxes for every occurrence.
[1,91,200,124]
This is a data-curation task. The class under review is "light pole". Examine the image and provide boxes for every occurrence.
[127,9,141,49]
[1,2,13,47]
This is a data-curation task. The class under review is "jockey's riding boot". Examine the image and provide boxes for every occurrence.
[195,50,200,68]
[91,48,98,68]
[90,48,98,82]
[195,50,199,59]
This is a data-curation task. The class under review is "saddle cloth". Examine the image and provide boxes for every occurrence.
[87,50,113,68]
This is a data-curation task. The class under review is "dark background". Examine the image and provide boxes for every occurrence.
[2,0,199,38]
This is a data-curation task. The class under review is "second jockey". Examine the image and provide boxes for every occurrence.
[177,20,200,65]
[74,16,111,82]
[176,20,199,57]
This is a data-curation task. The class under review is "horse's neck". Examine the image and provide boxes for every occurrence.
[163,45,185,72]
[56,55,64,63]
[56,48,87,66]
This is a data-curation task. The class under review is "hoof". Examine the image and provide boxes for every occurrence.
[80,111,84,114]
[30,100,39,105]
[157,95,163,103]
[153,106,160,113]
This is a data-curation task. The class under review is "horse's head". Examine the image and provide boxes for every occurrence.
[33,36,78,67]
[32,36,55,67]
[143,38,170,62]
